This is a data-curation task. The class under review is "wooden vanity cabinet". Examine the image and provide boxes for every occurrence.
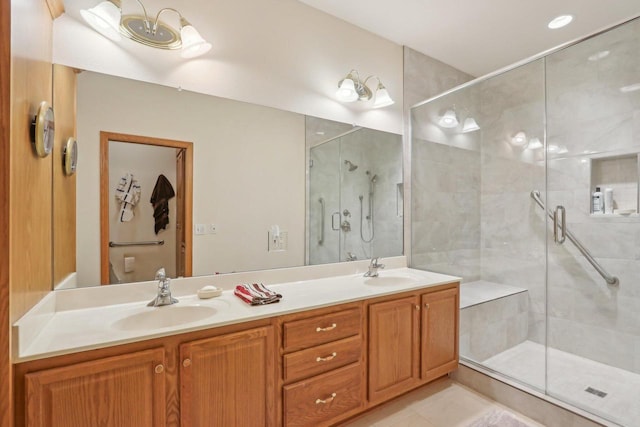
[180,326,276,427]
[280,303,366,427]
[24,348,167,427]
[368,283,460,406]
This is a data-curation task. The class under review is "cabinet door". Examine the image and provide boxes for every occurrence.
[368,295,420,403]
[180,326,276,427]
[25,348,166,427]
[421,287,459,381]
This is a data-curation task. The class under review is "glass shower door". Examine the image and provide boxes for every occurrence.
[545,18,640,426]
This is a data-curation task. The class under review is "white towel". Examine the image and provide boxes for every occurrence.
[115,173,141,222]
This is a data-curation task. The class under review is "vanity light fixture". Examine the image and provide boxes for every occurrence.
[80,0,212,58]
[336,70,395,108]
[511,131,528,147]
[438,109,459,128]
[462,117,480,133]
[548,15,574,29]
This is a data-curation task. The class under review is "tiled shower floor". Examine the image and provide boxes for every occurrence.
[482,340,640,426]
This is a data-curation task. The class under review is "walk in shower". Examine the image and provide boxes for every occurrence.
[307,123,403,265]
[411,17,640,426]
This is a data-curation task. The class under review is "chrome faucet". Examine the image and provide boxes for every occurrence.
[147,268,178,307]
[364,257,385,277]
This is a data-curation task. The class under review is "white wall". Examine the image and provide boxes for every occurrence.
[54,0,403,134]
[76,71,306,286]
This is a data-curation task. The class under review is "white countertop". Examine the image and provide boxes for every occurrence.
[13,263,459,363]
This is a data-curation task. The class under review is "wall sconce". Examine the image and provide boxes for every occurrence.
[528,137,543,149]
[335,70,394,108]
[511,131,528,147]
[438,109,459,128]
[81,0,212,58]
[462,117,480,133]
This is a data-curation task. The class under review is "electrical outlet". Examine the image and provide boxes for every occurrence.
[195,224,205,235]
[208,224,217,234]
[268,230,288,252]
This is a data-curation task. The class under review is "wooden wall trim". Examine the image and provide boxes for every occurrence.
[44,0,64,19]
[1,1,11,426]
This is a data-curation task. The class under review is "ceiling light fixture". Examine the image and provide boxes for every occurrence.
[462,117,480,133]
[511,131,528,147]
[81,0,212,58]
[547,15,574,29]
[336,70,394,108]
[438,109,459,128]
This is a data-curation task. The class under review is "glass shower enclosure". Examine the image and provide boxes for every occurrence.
[411,17,640,426]
[307,126,403,265]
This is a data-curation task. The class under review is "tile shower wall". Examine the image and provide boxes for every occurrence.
[545,19,640,374]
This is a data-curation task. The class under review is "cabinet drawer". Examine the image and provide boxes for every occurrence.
[283,307,361,352]
[284,335,361,383]
[283,363,363,427]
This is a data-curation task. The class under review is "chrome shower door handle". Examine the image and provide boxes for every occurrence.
[331,212,341,231]
[553,205,566,244]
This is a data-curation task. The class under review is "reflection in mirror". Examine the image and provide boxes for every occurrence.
[55,67,403,290]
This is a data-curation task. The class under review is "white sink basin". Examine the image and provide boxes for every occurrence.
[364,275,420,286]
[112,305,218,331]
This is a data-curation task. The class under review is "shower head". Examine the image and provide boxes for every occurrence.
[344,160,358,171]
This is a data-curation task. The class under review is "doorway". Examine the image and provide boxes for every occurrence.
[99,131,193,285]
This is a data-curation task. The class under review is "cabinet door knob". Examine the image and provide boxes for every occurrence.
[315,392,337,405]
[316,352,337,362]
[415,304,420,311]
[425,303,430,309]
[316,323,337,332]
[154,364,164,374]
[183,358,192,368]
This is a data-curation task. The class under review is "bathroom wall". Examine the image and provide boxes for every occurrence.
[108,142,177,283]
[77,71,305,286]
[545,19,640,373]
[53,0,403,134]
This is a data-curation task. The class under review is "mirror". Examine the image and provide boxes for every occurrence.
[55,68,403,289]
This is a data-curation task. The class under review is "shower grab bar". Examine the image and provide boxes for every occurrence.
[109,240,165,247]
[318,198,325,245]
[530,190,619,286]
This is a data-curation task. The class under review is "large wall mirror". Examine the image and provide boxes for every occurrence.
[54,67,403,289]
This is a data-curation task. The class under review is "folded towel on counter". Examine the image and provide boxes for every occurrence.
[234,283,282,306]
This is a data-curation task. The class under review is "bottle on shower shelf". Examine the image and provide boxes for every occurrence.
[592,187,604,214]
[604,188,613,214]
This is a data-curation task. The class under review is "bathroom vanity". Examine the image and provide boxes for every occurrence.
[13,264,459,426]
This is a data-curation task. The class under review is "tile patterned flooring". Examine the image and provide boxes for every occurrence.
[341,378,543,427]
[483,341,640,427]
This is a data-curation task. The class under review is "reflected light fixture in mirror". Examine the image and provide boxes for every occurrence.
[511,131,528,147]
[335,70,394,108]
[438,109,459,128]
[462,117,480,133]
[528,137,543,149]
[81,0,212,58]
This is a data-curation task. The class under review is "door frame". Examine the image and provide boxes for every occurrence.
[99,131,193,285]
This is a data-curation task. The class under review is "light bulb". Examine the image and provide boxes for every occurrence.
[462,117,480,133]
[511,131,528,147]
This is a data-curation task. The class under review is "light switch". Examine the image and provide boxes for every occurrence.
[208,224,217,234]
[195,224,205,235]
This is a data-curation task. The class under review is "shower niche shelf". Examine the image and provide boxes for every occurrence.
[589,153,640,217]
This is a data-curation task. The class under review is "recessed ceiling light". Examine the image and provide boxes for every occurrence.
[548,15,574,29]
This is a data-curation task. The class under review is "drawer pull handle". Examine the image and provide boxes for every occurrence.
[316,352,337,362]
[315,392,337,405]
[316,323,337,332]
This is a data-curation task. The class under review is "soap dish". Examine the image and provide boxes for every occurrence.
[197,285,223,299]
